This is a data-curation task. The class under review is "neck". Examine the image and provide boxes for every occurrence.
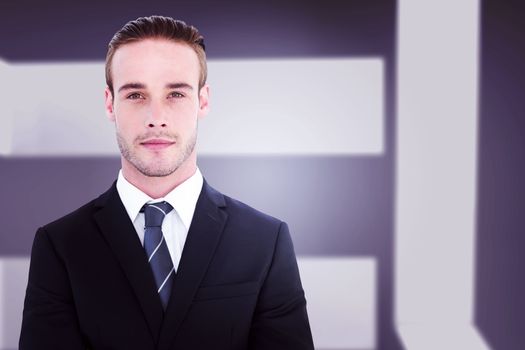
[121,155,197,199]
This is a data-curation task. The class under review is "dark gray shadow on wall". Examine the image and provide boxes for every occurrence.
[0,156,395,258]
[475,0,525,349]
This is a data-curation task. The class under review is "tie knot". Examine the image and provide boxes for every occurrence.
[142,201,173,227]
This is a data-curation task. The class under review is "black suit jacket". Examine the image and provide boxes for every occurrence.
[19,180,314,350]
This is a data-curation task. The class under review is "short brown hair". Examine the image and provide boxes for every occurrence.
[105,15,207,96]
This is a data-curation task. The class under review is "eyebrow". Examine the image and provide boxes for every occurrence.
[167,83,193,91]
[118,83,145,93]
[117,82,194,93]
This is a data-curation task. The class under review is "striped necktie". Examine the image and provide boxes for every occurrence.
[142,201,175,310]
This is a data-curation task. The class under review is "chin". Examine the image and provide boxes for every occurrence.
[139,162,179,177]
[127,149,192,178]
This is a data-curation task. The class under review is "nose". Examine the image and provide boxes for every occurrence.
[145,101,168,128]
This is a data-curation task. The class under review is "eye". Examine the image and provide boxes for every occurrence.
[168,91,184,99]
[127,92,144,100]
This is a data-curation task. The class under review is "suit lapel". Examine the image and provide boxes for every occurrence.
[158,180,228,350]
[93,183,164,344]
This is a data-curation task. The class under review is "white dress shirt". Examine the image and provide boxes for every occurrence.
[116,168,203,272]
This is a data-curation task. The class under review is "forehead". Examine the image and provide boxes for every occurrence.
[111,38,200,88]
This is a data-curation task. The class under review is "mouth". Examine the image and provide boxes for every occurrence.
[140,138,176,151]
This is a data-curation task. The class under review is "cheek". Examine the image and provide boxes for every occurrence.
[168,100,194,113]
[169,100,200,121]
[113,106,146,131]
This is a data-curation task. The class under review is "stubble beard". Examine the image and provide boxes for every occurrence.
[116,125,198,178]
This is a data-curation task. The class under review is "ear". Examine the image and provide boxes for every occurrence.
[104,86,116,122]
[197,84,210,119]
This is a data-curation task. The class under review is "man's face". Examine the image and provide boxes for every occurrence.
[105,38,209,178]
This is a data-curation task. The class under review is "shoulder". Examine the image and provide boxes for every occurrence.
[43,200,95,232]
[205,181,282,225]
[205,182,286,239]
[39,183,115,240]
[224,194,282,227]
[205,184,295,267]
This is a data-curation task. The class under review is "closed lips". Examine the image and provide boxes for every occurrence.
[141,139,175,149]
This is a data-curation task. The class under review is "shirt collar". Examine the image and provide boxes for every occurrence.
[116,168,204,230]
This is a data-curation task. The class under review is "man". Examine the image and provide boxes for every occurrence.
[19,15,314,350]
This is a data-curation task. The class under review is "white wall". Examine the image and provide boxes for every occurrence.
[2,58,384,156]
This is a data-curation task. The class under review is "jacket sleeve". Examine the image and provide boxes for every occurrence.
[248,222,315,350]
[19,227,88,350]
